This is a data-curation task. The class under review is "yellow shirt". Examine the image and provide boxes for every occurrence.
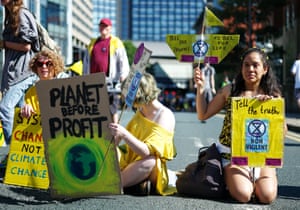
[119,111,176,195]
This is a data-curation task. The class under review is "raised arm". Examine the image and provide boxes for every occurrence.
[194,66,230,120]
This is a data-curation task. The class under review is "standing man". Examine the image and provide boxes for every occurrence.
[202,62,216,103]
[291,53,300,110]
[197,63,216,123]
[83,18,130,123]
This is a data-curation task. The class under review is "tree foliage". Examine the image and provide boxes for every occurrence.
[123,40,137,65]
[209,0,287,78]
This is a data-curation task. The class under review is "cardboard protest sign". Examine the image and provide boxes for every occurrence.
[122,43,152,108]
[4,108,49,189]
[166,7,239,64]
[122,43,152,97]
[0,121,6,147]
[231,97,285,167]
[166,34,240,64]
[36,73,121,198]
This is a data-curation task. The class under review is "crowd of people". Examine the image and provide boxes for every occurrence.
[0,0,293,205]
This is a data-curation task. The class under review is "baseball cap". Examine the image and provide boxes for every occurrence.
[99,18,112,26]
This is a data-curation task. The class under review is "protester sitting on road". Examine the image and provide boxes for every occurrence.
[109,73,176,196]
[21,49,69,118]
[194,48,286,204]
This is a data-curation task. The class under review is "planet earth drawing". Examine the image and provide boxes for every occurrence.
[66,144,97,180]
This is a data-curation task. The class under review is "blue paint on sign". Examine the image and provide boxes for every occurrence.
[192,40,208,58]
[245,119,269,152]
[125,71,143,108]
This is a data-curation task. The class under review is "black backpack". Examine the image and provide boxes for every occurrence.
[176,143,226,199]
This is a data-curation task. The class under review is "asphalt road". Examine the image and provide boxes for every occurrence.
[0,112,299,210]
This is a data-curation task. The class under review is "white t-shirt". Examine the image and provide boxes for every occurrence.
[291,59,300,88]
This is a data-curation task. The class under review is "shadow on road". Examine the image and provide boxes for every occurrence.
[284,143,300,147]
[278,185,300,200]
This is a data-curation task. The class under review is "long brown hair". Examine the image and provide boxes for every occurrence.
[231,48,282,97]
[4,0,23,36]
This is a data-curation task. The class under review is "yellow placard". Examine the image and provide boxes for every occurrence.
[0,121,6,147]
[4,108,49,189]
[166,34,240,64]
[67,60,83,76]
[231,97,285,168]
[205,7,224,27]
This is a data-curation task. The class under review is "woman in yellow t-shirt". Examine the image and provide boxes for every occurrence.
[109,73,176,196]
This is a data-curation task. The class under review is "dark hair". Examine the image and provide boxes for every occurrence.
[231,48,282,97]
[4,0,23,36]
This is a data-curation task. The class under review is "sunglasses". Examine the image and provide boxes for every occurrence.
[36,61,53,68]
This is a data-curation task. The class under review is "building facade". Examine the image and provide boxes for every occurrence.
[71,1,93,63]
[92,0,118,37]
[122,0,205,41]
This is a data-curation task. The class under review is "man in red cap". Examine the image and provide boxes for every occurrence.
[83,18,130,123]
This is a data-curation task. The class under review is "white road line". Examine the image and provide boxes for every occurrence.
[286,131,300,142]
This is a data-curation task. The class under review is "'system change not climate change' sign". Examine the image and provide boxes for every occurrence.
[4,108,49,189]
[36,73,121,198]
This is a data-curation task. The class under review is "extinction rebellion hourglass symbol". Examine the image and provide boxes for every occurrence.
[246,119,268,152]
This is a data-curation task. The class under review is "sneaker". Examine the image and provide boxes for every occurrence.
[123,180,151,196]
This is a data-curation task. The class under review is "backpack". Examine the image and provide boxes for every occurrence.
[24,7,60,54]
[35,20,61,54]
[176,143,226,199]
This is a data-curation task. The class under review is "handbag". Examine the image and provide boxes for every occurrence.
[176,143,226,199]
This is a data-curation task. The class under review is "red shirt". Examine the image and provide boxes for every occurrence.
[90,37,111,75]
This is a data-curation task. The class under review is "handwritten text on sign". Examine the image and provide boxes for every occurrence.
[47,82,107,139]
[231,97,284,168]
[36,73,121,199]
[4,109,49,189]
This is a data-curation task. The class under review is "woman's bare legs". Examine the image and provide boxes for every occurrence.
[255,168,277,204]
[224,165,254,203]
[121,156,156,187]
[225,165,277,203]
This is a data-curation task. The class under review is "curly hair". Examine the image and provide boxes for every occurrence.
[4,0,23,36]
[231,48,282,97]
[133,73,161,105]
[29,49,65,77]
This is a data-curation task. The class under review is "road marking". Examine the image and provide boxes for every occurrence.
[286,131,300,142]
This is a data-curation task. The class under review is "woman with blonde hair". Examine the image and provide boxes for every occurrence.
[109,73,176,195]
